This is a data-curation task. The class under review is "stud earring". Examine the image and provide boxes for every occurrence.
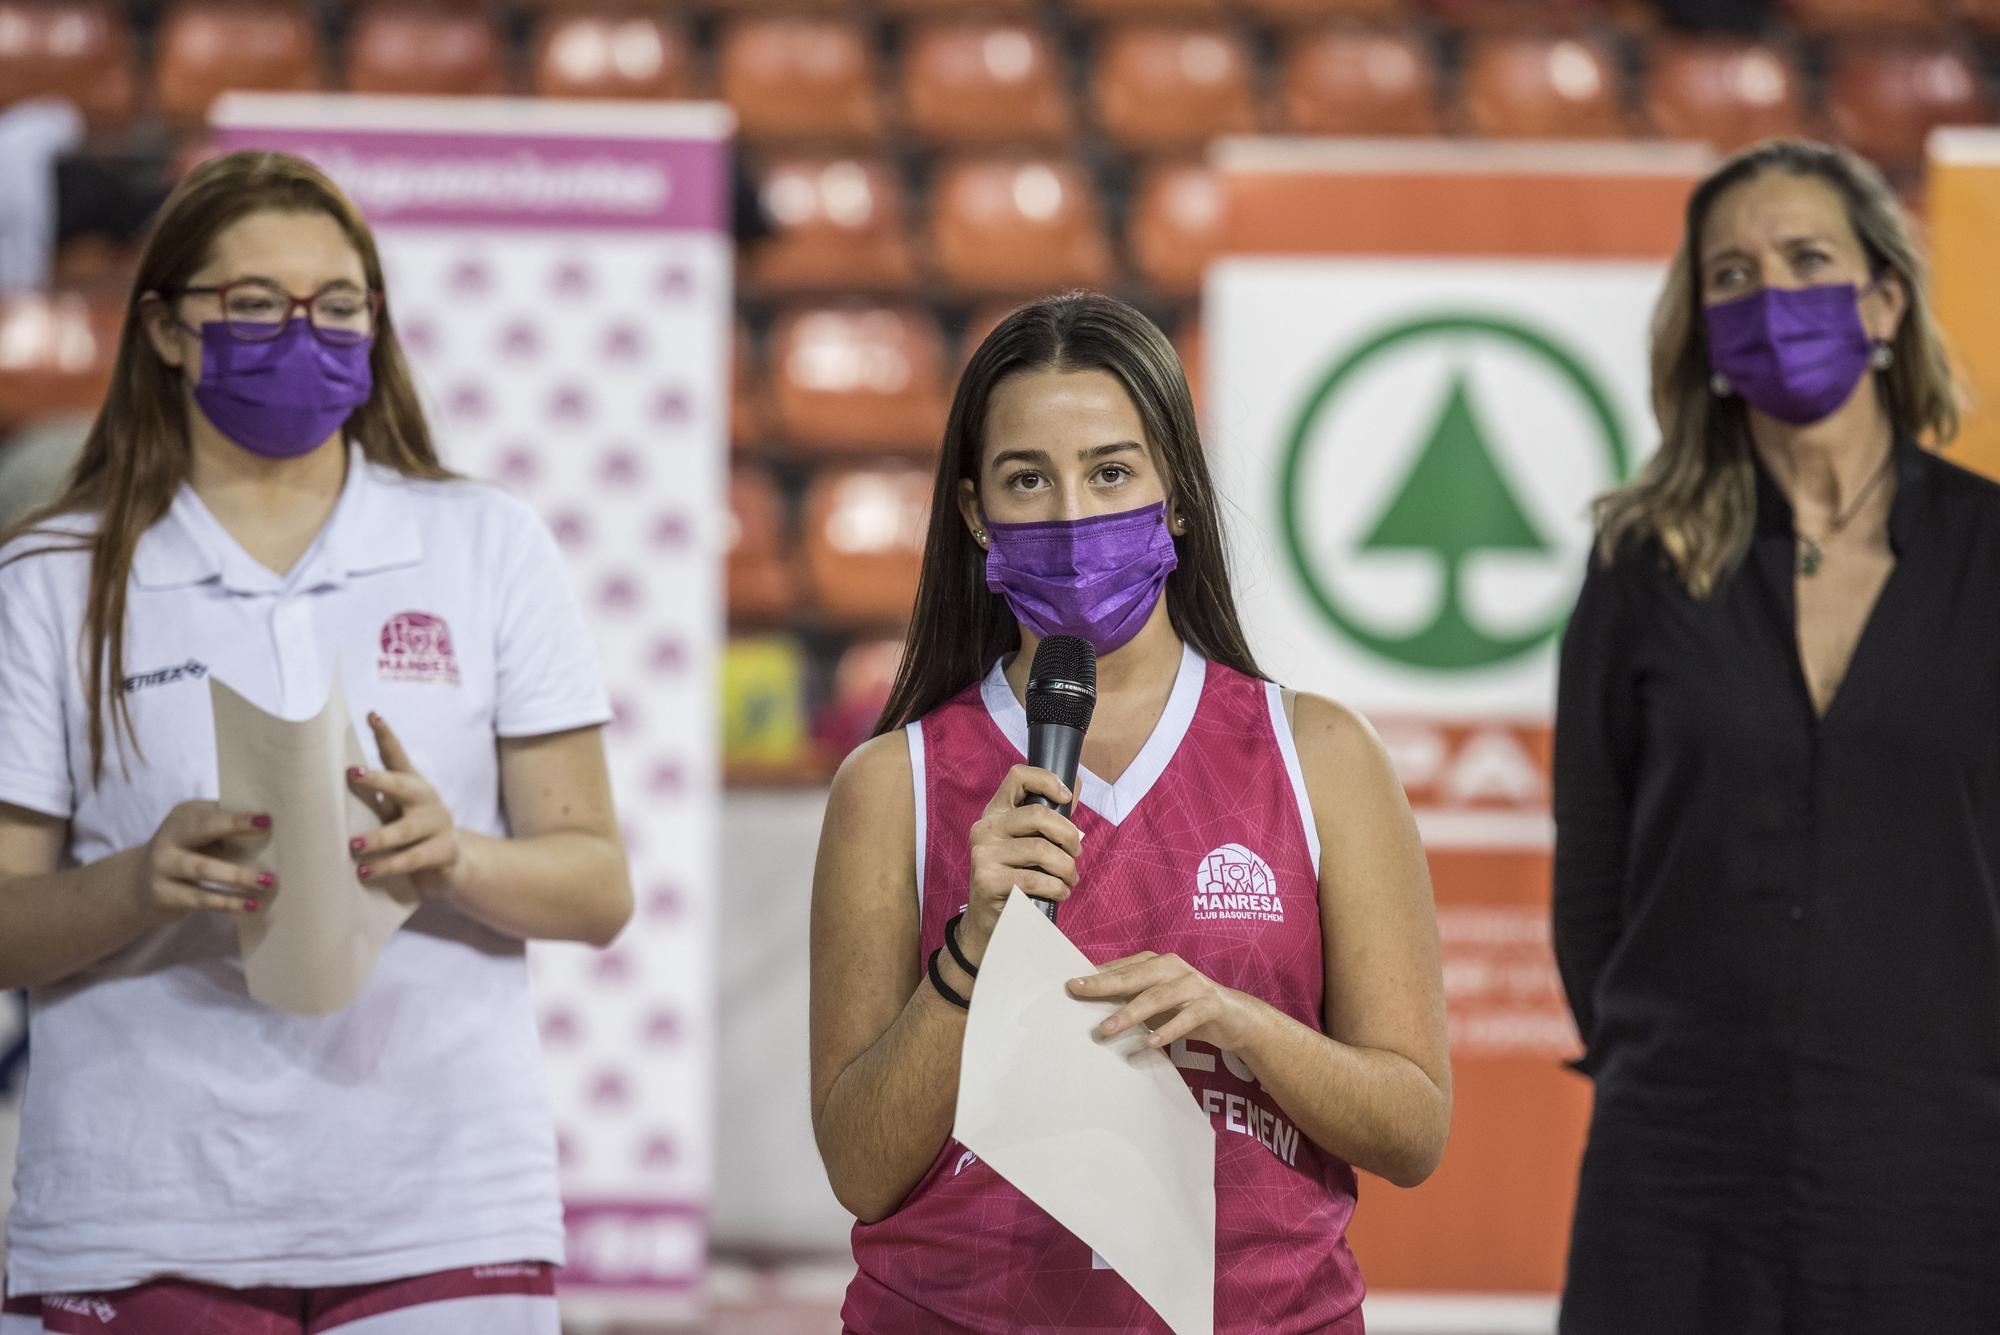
[974,529,987,546]
[1709,371,1734,398]
[1871,340,1895,371]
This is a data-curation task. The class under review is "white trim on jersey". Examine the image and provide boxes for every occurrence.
[979,643,1207,827]
[1265,682,1323,879]
[905,719,927,918]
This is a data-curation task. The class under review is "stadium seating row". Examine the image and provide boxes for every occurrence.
[0,5,1986,173]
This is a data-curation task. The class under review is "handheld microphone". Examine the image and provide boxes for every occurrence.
[1024,634,1097,924]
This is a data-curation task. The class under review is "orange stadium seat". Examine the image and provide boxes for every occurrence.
[719,15,881,144]
[901,18,1072,146]
[877,0,1038,16]
[1280,27,1439,135]
[958,300,1021,371]
[1646,37,1808,153]
[804,467,932,627]
[155,0,323,123]
[1958,0,2000,33]
[928,156,1114,297]
[769,304,948,454]
[1129,160,1223,300]
[1427,0,1609,28]
[1069,0,1227,15]
[816,636,906,765]
[346,4,504,96]
[1237,0,1407,21]
[731,317,765,452]
[729,467,798,622]
[0,1,136,125]
[1785,0,1947,32]
[746,155,919,294]
[1458,32,1626,138]
[0,292,120,421]
[1092,23,1259,151]
[1826,40,1988,171]
[531,12,693,100]
[1174,314,1205,419]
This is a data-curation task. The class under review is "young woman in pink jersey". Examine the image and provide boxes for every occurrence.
[810,292,1451,1333]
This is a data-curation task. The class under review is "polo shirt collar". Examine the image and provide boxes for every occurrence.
[133,441,426,594]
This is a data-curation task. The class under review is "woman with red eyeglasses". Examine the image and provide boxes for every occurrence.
[0,151,630,1333]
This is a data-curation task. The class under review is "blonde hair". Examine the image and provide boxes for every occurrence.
[0,150,450,784]
[1595,138,1963,596]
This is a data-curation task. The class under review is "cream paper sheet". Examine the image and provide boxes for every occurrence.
[954,886,1217,1335]
[210,668,418,1014]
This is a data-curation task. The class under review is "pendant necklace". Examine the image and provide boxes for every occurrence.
[1797,451,1894,577]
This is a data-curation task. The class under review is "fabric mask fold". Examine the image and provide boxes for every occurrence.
[187,319,374,459]
[983,501,1180,655]
[1704,281,1876,426]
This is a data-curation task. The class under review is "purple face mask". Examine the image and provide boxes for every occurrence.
[187,319,374,459]
[1704,281,1876,426]
[984,501,1180,656]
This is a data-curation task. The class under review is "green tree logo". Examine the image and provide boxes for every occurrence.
[1279,314,1630,671]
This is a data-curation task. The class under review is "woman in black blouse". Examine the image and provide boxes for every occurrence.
[1554,138,2000,1334]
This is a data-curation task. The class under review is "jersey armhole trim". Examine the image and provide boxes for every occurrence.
[906,719,927,920]
[1267,683,1322,879]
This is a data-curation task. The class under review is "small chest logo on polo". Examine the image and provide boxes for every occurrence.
[1192,844,1285,923]
[378,610,460,686]
[121,658,208,694]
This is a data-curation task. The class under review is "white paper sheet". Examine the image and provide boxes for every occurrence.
[211,667,418,1014]
[955,887,1216,1335]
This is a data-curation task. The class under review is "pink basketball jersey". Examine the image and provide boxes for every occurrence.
[842,647,1366,1334]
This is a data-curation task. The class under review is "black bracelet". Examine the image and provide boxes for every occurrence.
[927,947,970,1010]
[943,910,979,979]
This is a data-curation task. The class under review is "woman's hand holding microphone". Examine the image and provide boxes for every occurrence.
[951,764,1084,975]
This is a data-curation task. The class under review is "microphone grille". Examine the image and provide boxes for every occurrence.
[1026,635,1098,732]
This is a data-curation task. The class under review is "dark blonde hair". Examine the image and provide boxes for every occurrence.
[0,149,450,784]
[1596,138,1963,596]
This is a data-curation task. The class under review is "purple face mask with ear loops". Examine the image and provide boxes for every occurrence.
[1704,281,1877,426]
[984,501,1180,656]
[186,319,374,459]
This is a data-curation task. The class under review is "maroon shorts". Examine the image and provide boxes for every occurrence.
[2,1262,557,1333]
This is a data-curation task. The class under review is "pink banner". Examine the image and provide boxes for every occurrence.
[212,127,727,232]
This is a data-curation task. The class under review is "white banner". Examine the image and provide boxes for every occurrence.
[1208,257,1661,718]
[214,94,732,1312]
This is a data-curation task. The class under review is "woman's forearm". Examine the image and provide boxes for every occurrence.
[1235,998,1451,1188]
[445,829,632,947]
[0,846,155,989]
[815,958,975,1224]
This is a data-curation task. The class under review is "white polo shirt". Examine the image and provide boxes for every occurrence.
[0,441,611,1293]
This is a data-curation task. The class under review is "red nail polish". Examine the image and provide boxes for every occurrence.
[347,766,364,781]
[250,813,271,829]
[357,865,373,880]
[350,837,366,854]
[256,872,275,888]
[243,899,261,912]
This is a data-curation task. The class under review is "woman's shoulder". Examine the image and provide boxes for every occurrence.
[367,467,567,571]
[1922,445,2000,522]
[0,512,98,598]
[825,731,918,838]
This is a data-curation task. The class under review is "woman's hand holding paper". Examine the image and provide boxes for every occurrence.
[1068,951,1269,1053]
[345,712,465,899]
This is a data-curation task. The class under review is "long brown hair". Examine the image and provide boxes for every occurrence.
[1595,137,1963,596]
[874,291,1262,735]
[0,149,449,785]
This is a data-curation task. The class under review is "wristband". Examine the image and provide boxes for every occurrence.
[943,910,979,979]
[927,947,971,1010]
